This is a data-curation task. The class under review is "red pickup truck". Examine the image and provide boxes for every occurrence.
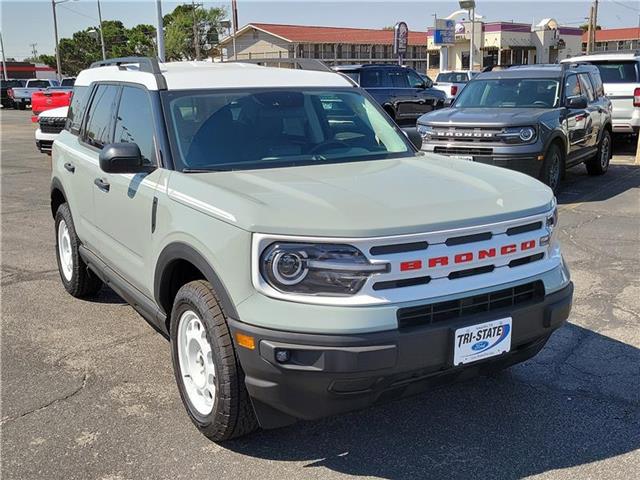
[31,87,73,116]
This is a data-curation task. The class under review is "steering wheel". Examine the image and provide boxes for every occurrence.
[307,140,350,155]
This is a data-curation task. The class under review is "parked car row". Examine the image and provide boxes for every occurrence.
[0,77,74,110]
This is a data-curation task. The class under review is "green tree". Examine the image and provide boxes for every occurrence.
[164,5,226,61]
[57,20,156,75]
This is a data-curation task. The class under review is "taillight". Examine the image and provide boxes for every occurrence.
[634,87,640,107]
[31,115,39,123]
[451,85,458,96]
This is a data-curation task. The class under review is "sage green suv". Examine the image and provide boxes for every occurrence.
[52,57,573,441]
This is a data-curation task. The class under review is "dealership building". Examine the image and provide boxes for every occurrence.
[221,20,584,75]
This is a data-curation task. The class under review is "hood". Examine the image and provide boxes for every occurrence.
[38,106,68,119]
[418,107,550,127]
[166,156,553,237]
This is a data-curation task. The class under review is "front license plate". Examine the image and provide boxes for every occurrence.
[450,155,473,161]
[453,318,512,366]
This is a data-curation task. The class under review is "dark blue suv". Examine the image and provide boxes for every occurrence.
[333,64,446,125]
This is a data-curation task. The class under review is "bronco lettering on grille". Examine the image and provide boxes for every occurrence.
[400,239,537,271]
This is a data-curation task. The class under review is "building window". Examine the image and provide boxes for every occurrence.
[314,44,320,58]
[482,50,498,68]
[427,51,440,67]
[461,51,470,69]
[383,45,389,58]
[337,44,342,58]
[351,45,356,58]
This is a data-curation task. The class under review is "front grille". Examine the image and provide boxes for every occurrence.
[431,127,504,143]
[434,146,494,156]
[39,117,66,134]
[397,281,544,329]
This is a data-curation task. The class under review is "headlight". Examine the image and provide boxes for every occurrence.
[498,126,537,144]
[519,127,535,142]
[541,198,558,247]
[260,243,388,296]
[417,124,435,140]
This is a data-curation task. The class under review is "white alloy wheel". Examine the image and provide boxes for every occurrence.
[177,310,216,415]
[57,219,73,281]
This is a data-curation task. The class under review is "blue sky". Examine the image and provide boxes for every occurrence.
[1,0,637,60]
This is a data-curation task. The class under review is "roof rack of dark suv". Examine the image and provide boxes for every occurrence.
[89,56,167,90]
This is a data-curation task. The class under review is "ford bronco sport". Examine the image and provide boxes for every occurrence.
[51,57,573,441]
[418,64,613,193]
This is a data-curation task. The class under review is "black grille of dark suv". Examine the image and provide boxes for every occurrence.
[397,281,544,329]
[39,117,66,134]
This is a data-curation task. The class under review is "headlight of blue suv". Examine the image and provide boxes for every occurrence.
[417,124,435,140]
[498,126,537,144]
[260,243,388,296]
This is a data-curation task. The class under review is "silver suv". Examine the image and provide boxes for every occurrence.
[52,57,573,441]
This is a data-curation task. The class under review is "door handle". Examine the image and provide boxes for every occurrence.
[64,162,75,173]
[94,178,110,192]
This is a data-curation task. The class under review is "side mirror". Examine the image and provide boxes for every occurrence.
[99,143,148,174]
[424,79,433,88]
[565,95,588,109]
[402,128,423,150]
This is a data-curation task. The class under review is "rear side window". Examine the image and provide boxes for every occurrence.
[114,86,156,165]
[578,74,595,101]
[589,71,605,97]
[591,61,639,83]
[386,69,409,88]
[436,72,470,83]
[65,86,90,135]
[84,84,119,149]
[360,69,387,88]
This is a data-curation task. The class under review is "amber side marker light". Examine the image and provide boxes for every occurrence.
[236,332,256,350]
[537,155,544,161]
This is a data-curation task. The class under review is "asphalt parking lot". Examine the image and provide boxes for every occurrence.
[1,108,638,480]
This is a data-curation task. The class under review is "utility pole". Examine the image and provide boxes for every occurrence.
[0,31,8,80]
[51,0,62,81]
[586,5,593,54]
[192,1,201,60]
[231,0,238,60]
[156,0,165,62]
[30,43,38,58]
[96,0,106,60]
[592,0,599,53]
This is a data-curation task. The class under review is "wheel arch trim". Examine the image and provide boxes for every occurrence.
[154,242,239,320]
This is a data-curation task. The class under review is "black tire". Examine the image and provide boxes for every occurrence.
[540,143,563,194]
[54,203,103,297]
[585,129,611,176]
[170,280,258,441]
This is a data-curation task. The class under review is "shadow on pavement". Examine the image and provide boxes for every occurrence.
[558,163,640,206]
[224,324,640,479]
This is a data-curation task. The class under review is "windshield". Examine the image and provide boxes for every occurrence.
[589,61,639,84]
[436,72,470,83]
[163,88,414,172]
[454,78,560,108]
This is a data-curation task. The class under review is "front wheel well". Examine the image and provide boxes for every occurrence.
[158,259,206,331]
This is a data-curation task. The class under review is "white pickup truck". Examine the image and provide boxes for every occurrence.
[563,53,640,134]
[433,70,479,100]
[8,78,60,110]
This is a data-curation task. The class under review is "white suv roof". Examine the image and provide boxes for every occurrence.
[75,60,352,91]
[562,52,640,63]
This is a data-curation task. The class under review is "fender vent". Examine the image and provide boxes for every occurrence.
[397,281,544,329]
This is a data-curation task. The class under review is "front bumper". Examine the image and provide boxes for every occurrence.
[229,281,573,429]
[422,142,545,178]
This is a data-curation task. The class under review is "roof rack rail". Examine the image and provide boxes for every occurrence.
[89,56,167,90]
[228,58,333,72]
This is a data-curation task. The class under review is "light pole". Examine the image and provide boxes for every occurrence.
[96,0,106,60]
[0,31,8,80]
[51,0,77,81]
[459,0,476,70]
[156,0,165,62]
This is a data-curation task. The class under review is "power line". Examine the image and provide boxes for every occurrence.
[607,0,640,12]
[57,4,99,22]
